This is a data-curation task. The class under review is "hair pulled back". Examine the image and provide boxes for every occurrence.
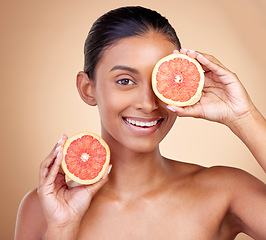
[84,6,181,79]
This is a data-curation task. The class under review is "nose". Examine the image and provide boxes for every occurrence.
[134,82,159,113]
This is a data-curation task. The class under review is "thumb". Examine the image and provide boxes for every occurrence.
[67,164,112,215]
[85,164,112,197]
[167,105,203,118]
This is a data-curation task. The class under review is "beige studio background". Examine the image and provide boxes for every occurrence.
[1,0,266,239]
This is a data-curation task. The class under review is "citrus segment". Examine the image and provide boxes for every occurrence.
[152,53,205,106]
[62,132,110,185]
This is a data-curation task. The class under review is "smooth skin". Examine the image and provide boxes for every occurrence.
[15,32,266,240]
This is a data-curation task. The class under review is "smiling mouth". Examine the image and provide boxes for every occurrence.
[123,117,163,128]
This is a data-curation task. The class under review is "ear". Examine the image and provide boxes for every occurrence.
[76,71,97,106]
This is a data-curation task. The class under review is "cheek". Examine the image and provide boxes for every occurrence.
[95,88,131,121]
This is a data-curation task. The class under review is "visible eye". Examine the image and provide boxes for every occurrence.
[117,79,134,85]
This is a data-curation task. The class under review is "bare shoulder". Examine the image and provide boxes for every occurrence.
[15,188,46,240]
[196,165,265,188]
[204,166,266,238]
[186,164,265,199]
[168,158,265,188]
[192,164,266,238]
[168,160,266,238]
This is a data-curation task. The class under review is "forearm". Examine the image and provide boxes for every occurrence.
[228,107,266,172]
[43,222,80,240]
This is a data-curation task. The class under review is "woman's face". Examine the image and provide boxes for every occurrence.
[93,33,178,153]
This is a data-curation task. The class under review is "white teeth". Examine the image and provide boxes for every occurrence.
[125,118,159,127]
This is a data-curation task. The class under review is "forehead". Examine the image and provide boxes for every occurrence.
[95,33,177,76]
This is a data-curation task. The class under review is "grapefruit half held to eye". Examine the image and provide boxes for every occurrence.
[62,132,110,185]
[152,53,205,106]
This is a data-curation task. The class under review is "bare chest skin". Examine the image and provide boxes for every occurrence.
[77,176,240,240]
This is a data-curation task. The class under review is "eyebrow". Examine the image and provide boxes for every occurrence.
[110,65,139,74]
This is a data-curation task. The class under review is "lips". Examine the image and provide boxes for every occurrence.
[122,117,163,135]
[125,118,159,127]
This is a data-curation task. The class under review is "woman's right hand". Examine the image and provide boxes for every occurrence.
[37,135,111,236]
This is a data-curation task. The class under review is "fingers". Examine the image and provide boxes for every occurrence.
[47,134,67,160]
[180,49,225,67]
[178,48,237,84]
[39,135,68,187]
[181,49,221,69]
[196,53,229,78]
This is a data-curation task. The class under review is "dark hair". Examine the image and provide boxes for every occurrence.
[84,6,181,79]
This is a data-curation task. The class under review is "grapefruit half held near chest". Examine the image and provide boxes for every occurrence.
[62,132,110,185]
[152,53,205,106]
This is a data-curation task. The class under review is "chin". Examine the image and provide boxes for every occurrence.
[123,137,162,154]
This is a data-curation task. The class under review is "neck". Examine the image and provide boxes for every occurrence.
[103,143,169,200]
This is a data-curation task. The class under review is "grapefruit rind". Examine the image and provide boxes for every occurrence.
[152,53,205,107]
[62,131,110,185]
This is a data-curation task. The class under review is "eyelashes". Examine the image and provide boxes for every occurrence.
[117,78,135,85]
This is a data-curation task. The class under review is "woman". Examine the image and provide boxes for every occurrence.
[15,6,266,239]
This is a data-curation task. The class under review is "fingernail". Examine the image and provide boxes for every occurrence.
[107,164,112,174]
[173,49,179,53]
[57,135,64,144]
[167,105,176,112]
[57,151,62,158]
[56,145,62,151]
[197,53,204,59]
[188,49,195,53]
[181,48,188,51]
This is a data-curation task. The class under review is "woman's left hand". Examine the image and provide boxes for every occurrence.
[168,49,256,127]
